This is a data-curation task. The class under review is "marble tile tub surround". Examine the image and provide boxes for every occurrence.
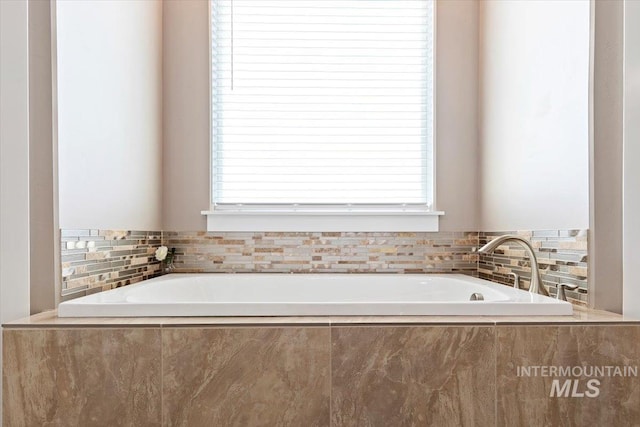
[496,325,640,427]
[478,230,589,305]
[61,229,162,297]
[331,326,496,426]
[163,231,479,274]
[162,327,330,426]
[2,328,162,427]
[4,321,639,426]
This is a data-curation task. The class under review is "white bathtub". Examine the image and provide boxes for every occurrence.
[57,273,573,317]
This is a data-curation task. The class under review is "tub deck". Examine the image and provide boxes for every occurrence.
[56,273,573,317]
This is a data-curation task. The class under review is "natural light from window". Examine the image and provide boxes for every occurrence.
[210,0,434,209]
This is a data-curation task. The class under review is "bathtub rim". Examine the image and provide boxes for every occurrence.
[56,273,575,318]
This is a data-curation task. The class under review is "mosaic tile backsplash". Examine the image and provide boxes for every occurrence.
[163,231,479,274]
[60,229,589,304]
[478,230,588,305]
[61,230,162,297]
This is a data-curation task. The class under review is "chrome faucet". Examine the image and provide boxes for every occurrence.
[478,235,549,297]
[508,272,520,289]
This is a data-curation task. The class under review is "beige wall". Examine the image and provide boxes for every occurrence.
[478,0,590,231]
[162,0,210,231]
[29,0,58,314]
[0,0,31,326]
[1,0,32,419]
[435,0,479,232]
[56,0,163,230]
[161,0,480,231]
[624,0,640,318]
[591,0,623,313]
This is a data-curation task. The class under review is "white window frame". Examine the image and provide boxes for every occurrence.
[203,0,443,232]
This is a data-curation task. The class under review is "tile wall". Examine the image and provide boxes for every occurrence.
[163,231,479,274]
[5,320,639,426]
[478,230,588,305]
[60,229,162,298]
[60,229,589,304]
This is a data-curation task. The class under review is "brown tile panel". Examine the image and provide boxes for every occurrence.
[496,325,640,427]
[5,323,639,426]
[2,328,161,427]
[162,327,331,426]
[163,231,479,275]
[61,229,162,296]
[331,326,496,426]
[479,230,588,305]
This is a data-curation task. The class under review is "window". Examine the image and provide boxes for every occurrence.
[207,0,438,230]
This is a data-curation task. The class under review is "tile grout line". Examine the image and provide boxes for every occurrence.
[493,323,498,427]
[160,326,164,427]
[476,230,480,280]
[329,321,332,427]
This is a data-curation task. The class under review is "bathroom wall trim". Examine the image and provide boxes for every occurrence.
[202,210,445,232]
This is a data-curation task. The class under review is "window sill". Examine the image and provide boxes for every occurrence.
[201,209,444,232]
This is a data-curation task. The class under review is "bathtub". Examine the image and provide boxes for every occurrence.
[57,273,573,317]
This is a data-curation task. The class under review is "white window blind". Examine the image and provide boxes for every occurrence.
[211,0,434,208]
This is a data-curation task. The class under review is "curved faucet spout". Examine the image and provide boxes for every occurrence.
[478,235,549,297]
